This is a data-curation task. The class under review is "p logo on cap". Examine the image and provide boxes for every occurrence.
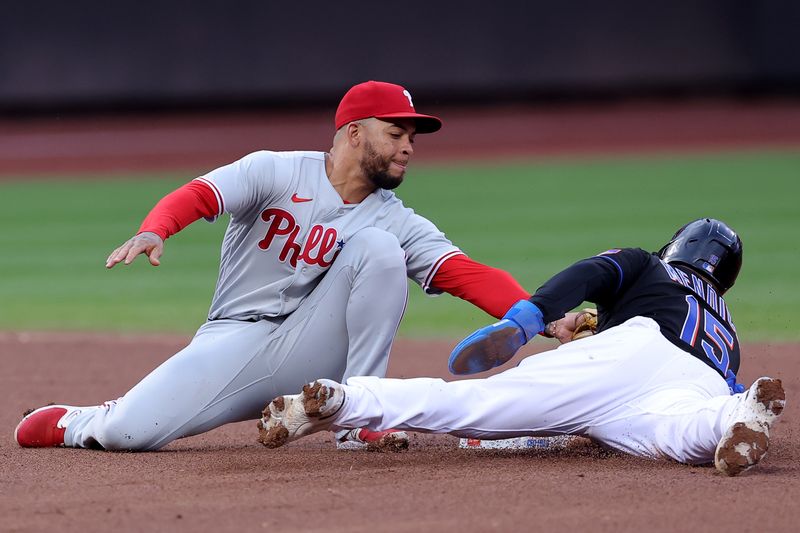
[335,81,442,133]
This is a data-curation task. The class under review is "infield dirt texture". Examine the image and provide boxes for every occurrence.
[2,99,800,532]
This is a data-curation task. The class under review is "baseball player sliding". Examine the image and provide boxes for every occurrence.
[14,81,532,452]
[258,219,786,476]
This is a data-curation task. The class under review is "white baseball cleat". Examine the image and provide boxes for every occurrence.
[257,380,345,449]
[714,377,785,476]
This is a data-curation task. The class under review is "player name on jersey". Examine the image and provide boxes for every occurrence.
[660,260,736,331]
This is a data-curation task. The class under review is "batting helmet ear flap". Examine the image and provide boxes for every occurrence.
[658,218,743,293]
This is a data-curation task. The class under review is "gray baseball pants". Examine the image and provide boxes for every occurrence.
[65,228,408,451]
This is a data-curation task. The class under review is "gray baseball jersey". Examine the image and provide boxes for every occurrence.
[62,149,460,451]
[195,150,462,321]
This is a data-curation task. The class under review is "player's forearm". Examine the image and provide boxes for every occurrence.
[138,180,219,240]
[431,255,530,318]
[530,258,616,323]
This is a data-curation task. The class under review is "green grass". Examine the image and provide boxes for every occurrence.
[1,149,798,341]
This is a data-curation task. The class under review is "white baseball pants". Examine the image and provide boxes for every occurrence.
[334,317,745,464]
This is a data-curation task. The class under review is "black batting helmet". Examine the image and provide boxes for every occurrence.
[658,218,743,293]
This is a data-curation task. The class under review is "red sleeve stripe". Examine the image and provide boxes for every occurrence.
[423,250,465,292]
[194,177,224,217]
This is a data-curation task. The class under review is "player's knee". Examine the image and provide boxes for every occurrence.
[344,228,405,274]
[97,416,160,451]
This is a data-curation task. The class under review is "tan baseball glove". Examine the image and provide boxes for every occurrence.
[545,308,599,343]
[570,308,598,341]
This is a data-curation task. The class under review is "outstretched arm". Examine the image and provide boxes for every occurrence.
[430,255,530,318]
[105,180,218,269]
[448,253,629,375]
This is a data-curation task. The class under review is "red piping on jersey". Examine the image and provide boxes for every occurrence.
[423,250,464,291]
[194,177,225,216]
[431,255,531,319]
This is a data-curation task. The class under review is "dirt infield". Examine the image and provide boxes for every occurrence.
[1,332,798,533]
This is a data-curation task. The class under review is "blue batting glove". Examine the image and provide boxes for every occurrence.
[725,369,745,395]
[448,300,545,375]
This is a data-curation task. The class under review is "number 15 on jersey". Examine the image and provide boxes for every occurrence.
[680,295,735,376]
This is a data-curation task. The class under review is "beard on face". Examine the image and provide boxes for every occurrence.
[360,139,403,190]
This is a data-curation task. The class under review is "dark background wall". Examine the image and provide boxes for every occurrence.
[2,0,800,113]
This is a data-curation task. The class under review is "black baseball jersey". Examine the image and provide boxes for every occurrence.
[530,247,740,379]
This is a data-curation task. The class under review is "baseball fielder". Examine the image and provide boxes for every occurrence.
[14,81,531,452]
[257,219,786,476]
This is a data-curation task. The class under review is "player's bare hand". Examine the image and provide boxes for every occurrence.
[105,232,164,268]
[546,312,583,344]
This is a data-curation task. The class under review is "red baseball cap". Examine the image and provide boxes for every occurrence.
[335,81,442,134]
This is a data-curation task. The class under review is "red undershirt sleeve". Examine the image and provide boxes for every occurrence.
[137,180,220,240]
[430,255,531,319]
